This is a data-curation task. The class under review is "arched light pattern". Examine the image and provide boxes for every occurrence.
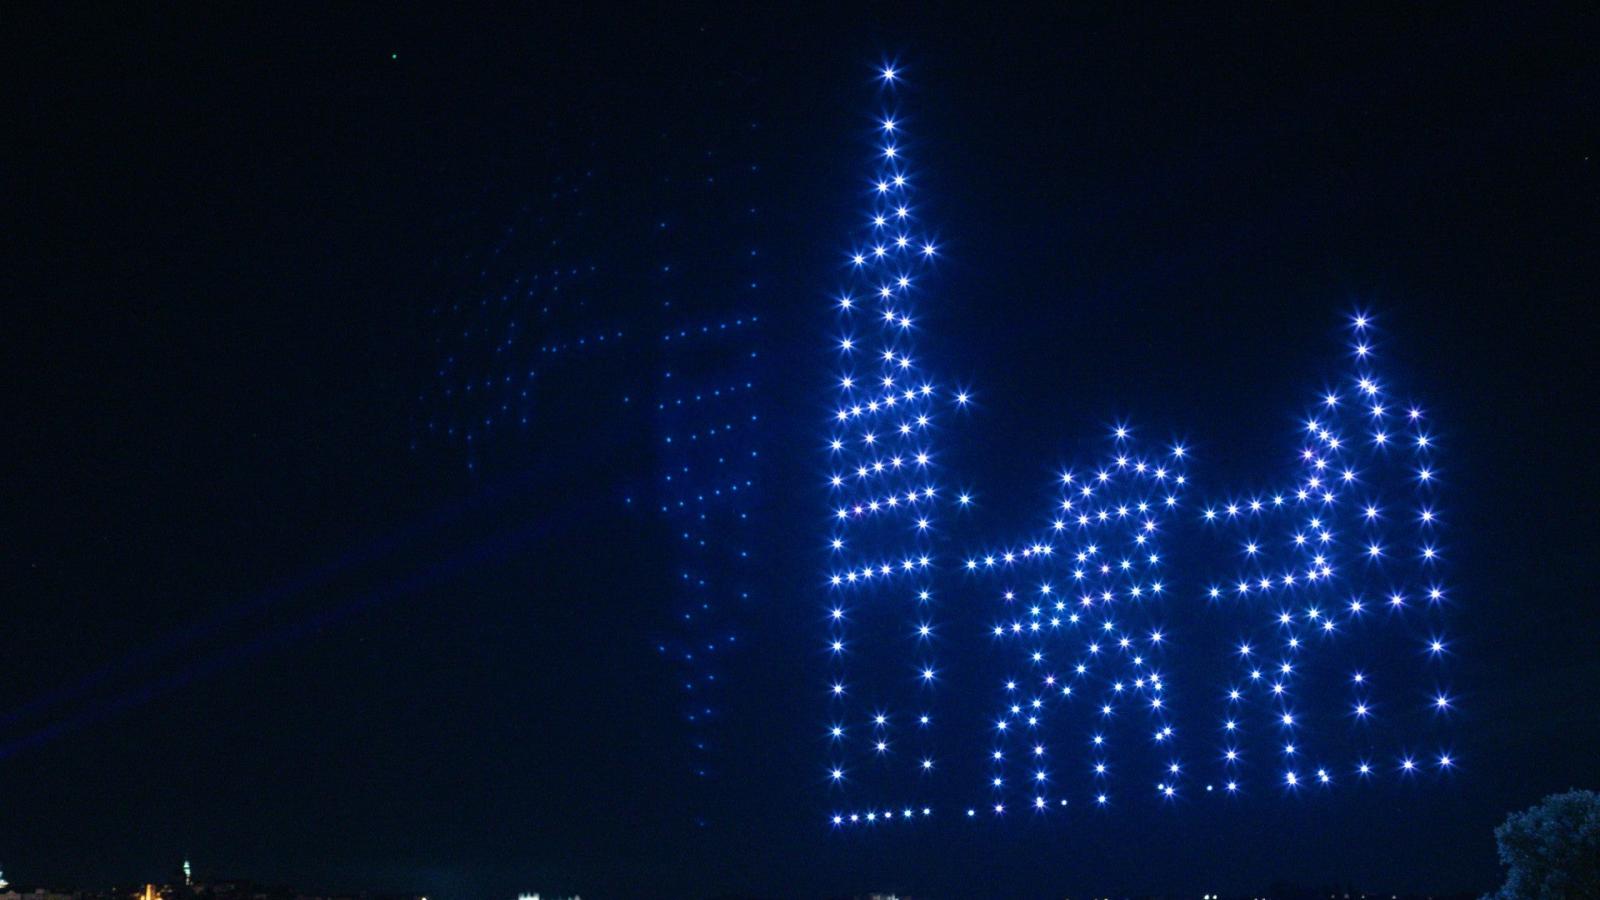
[825,68,1456,827]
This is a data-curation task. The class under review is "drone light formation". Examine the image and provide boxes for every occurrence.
[824,67,1458,827]
[415,119,773,782]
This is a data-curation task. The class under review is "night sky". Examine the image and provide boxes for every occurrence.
[8,6,1599,899]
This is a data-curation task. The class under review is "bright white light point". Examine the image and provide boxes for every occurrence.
[881,66,897,81]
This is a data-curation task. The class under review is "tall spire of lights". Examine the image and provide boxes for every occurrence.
[824,67,1457,828]
[824,61,954,826]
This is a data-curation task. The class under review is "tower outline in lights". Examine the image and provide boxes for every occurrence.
[823,63,1457,826]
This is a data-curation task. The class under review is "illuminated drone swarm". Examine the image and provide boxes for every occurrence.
[824,65,1456,827]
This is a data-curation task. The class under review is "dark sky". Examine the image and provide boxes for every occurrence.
[7,5,1598,898]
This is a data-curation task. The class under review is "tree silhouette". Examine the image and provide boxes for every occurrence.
[1488,789,1600,899]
